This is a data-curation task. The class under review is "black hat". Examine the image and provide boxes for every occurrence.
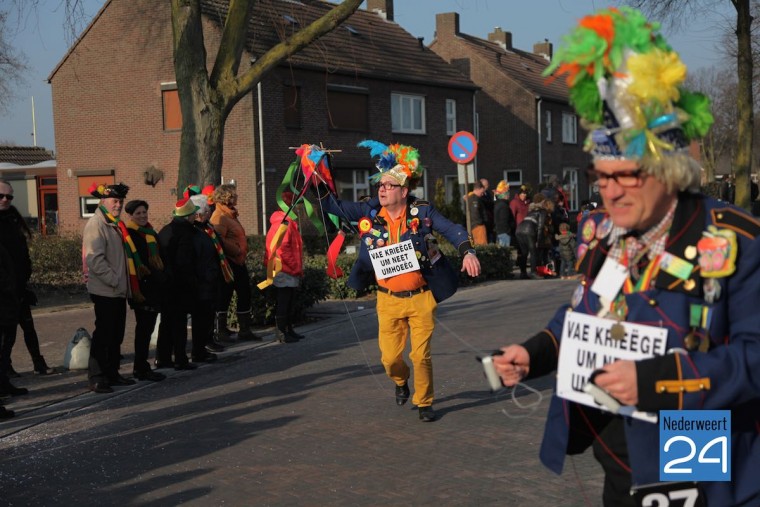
[89,182,129,199]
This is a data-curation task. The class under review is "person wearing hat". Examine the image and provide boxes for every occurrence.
[319,141,481,422]
[156,198,201,370]
[82,182,135,393]
[493,8,760,506]
[493,180,515,248]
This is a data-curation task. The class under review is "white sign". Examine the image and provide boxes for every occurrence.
[556,311,668,422]
[457,163,475,185]
[369,239,421,280]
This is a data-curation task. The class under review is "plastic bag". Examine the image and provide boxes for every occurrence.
[63,328,92,370]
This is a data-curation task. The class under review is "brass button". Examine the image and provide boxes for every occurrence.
[659,386,666,393]
[648,299,657,307]
[581,280,587,286]
[684,279,696,291]
[717,213,724,220]
[699,384,705,390]
[680,386,686,392]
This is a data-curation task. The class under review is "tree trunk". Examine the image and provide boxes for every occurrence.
[733,0,755,210]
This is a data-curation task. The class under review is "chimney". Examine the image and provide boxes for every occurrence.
[435,12,460,38]
[488,27,512,50]
[533,39,553,61]
[367,0,394,21]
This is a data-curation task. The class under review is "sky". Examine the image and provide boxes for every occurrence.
[0,0,737,152]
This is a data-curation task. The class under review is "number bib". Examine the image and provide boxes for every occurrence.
[632,481,705,507]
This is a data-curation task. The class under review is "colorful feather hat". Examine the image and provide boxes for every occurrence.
[358,140,423,187]
[544,7,713,169]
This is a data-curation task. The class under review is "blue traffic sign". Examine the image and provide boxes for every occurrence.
[448,131,478,164]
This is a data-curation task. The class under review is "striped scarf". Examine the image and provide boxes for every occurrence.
[100,206,148,303]
[202,223,234,283]
[126,220,164,271]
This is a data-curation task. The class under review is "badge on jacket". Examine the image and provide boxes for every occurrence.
[697,226,737,278]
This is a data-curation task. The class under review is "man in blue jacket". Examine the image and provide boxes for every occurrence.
[320,142,480,422]
[494,7,760,506]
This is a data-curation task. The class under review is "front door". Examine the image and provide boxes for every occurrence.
[37,175,58,235]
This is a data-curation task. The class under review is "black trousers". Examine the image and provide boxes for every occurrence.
[88,294,127,383]
[516,233,538,274]
[191,302,214,357]
[592,417,635,507]
[0,324,17,388]
[219,262,251,312]
[275,286,296,329]
[157,303,188,365]
[16,303,43,362]
[133,308,158,372]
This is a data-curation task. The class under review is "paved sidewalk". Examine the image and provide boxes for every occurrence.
[1,280,604,506]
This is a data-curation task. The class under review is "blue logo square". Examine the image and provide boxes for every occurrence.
[660,410,731,482]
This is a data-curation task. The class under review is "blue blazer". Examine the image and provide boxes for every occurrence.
[320,194,472,302]
[523,192,760,505]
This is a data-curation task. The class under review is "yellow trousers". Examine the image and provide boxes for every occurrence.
[376,290,437,407]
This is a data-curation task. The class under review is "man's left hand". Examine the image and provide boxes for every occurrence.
[461,253,481,277]
[593,360,638,406]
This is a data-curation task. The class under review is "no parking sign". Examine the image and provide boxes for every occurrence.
[448,131,478,164]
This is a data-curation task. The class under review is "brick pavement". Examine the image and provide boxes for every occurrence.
[0,280,604,506]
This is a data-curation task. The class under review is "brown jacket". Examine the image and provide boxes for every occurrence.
[210,204,247,265]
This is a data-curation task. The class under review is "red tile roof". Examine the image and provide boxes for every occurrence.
[201,0,477,89]
[0,146,55,165]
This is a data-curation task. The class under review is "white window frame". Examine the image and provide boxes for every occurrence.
[562,112,577,144]
[336,169,370,202]
[445,99,457,135]
[391,93,426,134]
[503,169,523,187]
[80,197,100,218]
[545,110,552,142]
[562,167,579,211]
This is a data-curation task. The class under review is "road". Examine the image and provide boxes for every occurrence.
[1,279,604,506]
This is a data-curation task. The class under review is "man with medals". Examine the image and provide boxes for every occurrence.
[319,141,481,422]
[492,7,760,506]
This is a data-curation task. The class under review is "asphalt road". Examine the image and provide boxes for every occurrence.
[0,279,604,506]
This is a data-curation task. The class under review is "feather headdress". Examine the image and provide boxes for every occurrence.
[544,7,713,168]
[358,140,423,187]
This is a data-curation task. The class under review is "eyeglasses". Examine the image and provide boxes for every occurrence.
[375,182,402,191]
[587,168,646,188]
[0,193,14,201]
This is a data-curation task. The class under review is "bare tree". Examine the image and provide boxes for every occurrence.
[626,0,755,210]
[171,0,363,190]
[0,11,28,113]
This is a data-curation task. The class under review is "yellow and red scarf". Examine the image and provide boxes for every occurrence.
[202,223,234,283]
[100,206,149,303]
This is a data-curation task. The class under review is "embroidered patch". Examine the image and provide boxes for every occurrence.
[596,217,613,240]
[697,226,738,278]
[581,219,596,243]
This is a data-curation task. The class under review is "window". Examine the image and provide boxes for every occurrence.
[562,112,577,144]
[545,110,552,142]
[391,93,425,134]
[563,167,579,211]
[504,170,522,187]
[161,83,182,131]
[445,99,457,135]
[327,88,368,131]
[336,169,371,202]
[284,85,301,128]
[77,174,114,217]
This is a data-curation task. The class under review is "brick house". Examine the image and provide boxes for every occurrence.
[0,146,58,234]
[48,0,477,235]
[430,13,591,210]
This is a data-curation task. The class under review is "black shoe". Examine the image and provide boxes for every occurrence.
[133,369,166,382]
[0,384,29,397]
[205,341,225,353]
[418,406,436,422]
[287,328,306,340]
[108,375,136,386]
[519,272,530,280]
[174,362,198,371]
[7,365,21,378]
[238,330,263,342]
[154,359,174,369]
[276,329,298,343]
[191,352,217,363]
[395,383,410,406]
[90,382,113,394]
[0,406,15,419]
[33,357,55,375]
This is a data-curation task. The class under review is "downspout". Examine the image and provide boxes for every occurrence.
[536,97,543,185]
[472,91,478,179]
[257,80,267,235]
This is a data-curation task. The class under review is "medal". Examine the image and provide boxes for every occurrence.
[596,217,612,240]
[571,283,584,308]
[684,330,699,351]
[703,278,721,304]
[610,322,626,341]
[410,206,419,216]
[581,219,596,243]
[684,245,697,260]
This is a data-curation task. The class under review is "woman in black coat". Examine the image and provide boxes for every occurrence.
[125,200,167,381]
